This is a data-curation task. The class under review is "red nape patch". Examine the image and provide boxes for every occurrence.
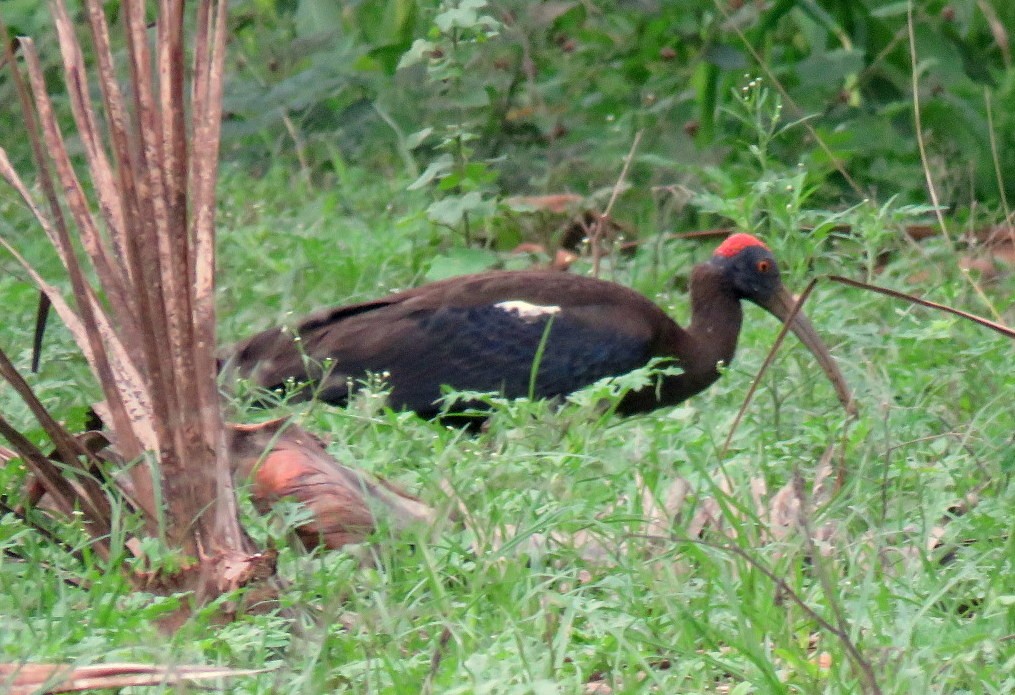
[714,233,769,258]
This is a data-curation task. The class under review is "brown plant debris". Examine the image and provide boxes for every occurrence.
[0,0,266,608]
[0,662,267,694]
[229,418,436,550]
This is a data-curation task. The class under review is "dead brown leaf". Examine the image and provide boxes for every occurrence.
[552,249,578,271]
[959,225,1015,280]
[505,194,584,214]
[508,243,577,271]
[229,419,435,550]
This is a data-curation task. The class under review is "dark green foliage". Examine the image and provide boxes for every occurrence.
[211,0,1015,213]
[3,1,1012,209]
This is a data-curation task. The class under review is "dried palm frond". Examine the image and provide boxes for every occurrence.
[0,1,435,610]
[0,0,266,600]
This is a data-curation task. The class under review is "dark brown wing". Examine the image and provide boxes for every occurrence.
[223,270,677,416]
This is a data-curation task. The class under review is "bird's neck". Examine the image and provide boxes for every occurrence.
[686,263,743,369]
[616,264,746,414]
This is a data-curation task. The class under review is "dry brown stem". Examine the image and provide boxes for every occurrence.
[0,0,266,608]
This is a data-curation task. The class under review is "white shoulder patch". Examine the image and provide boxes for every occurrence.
[495,300,562,322]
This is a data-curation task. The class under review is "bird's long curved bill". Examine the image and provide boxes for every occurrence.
[758,285,856,414]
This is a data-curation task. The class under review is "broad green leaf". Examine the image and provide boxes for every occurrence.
[398,38,435,70]
[407,154,453,191]
[424,246,499,281]
[425,191,493,226]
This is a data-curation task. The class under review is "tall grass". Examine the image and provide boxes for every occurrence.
[5,157,1012,692]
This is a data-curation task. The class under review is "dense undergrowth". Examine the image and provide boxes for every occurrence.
[1,0,1014,693]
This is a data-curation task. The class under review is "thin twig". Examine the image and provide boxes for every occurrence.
[906,7,1002,322]
[720,278,823,459]
[983,89,1011,222]
[906,6,952,251]
[591,130,642,277]
[791,469,882,694]
[0,345,114,544]
[421,625,453,695]
[282,113,311,178]
[827,275,1014,339]
[720,269,1015,461]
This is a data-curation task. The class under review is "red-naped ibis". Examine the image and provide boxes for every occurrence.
[223,233,854,418]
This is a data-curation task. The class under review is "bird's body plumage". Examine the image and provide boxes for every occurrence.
[224,234,853,417]
[229,270,720,416]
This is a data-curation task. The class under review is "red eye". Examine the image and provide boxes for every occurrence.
[757,259,771,273]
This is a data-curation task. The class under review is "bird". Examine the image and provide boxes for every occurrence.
[222,233,853,419]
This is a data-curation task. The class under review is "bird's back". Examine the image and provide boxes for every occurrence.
[224,270,681,416]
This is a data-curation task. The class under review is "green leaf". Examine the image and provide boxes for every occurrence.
[435,7,480,33]
[424,246,500,281]
[295,0,344,39]
[398,38,435,70]
[405,127,433,150]
[407,153,453,191]
[703,44,747,71]
[425,191,494,226]
[794,49,865,92]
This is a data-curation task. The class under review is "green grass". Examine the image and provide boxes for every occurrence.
[1,163,1014,694]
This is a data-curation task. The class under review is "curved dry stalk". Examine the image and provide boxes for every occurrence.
[827,275,1015,339]
[590,130,642,277]
[906,6,1004,324]
[0,347,113,547]
[720,278,843,460]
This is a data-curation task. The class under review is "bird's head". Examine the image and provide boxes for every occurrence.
[710,233,781,303]
[708,233,856,414]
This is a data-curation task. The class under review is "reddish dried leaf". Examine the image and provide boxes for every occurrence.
[505,194,583,214]
[229,420,434,549]
[551,249,578,271]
